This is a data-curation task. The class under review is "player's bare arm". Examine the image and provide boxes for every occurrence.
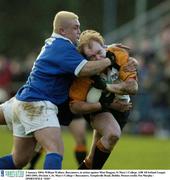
[78,58,111,77]
[109,100,133,112]
[69,101,101,114]
[106,78,138,95]
[123,57,139,72]
[70,99,132,114]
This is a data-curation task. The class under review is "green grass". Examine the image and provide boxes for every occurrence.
[0,126,170,169]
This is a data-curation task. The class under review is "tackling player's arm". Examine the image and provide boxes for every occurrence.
[78,52,121,77]
[78,58,111,77]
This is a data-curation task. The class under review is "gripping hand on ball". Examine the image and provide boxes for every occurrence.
[91,75,106,90]
[106,51,120,70]
[99,91,115,111]
[106,51,116,65]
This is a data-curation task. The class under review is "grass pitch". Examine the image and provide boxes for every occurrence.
[0,126,170,169]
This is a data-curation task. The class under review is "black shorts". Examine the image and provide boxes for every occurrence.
[57,100,84,126]
[57,100,74,126]
[84,109,130,130]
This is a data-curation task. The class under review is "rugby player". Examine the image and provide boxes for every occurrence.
[69,30,138,169]
[0,12,116,169]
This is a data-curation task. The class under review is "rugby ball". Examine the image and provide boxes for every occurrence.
[86,87,102,103]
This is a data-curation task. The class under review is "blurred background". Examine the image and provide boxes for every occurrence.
[0,0,170,169]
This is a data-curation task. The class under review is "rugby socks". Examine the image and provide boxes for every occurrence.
[92,140,111,169]
[78,161,88,169]
[74,145,87,165]
[0,154,17,169]
[44,153,63,169]
[29,152,42,169]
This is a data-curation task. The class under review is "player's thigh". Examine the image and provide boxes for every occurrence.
[69,117,86,142]
[12,136,37,165]
[91,112,121,137]
[34,127,64,155]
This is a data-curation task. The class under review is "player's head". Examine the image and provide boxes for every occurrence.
[53,11,81,44]
[78,30,106,60]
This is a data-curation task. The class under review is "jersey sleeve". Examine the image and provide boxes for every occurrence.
[69,77,92,102]
[107,46,137,81]
[54,41,87,76]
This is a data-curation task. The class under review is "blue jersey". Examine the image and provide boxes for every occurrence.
[16,33,87,105]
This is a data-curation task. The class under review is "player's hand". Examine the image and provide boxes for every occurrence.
[99,91,115,111]
[110,99,132,112]
[106,51,116,66]
[91,75,106,90]
[123,57,138,72]
[106,51,120,70]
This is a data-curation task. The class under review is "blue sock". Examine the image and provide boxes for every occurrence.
[44,153,63,169]
[0,154,16,169]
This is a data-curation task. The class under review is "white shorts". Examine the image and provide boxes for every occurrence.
[1,97,60,137]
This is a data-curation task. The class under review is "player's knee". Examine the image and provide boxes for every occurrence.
[108,134,119,146]
[14,156,30,168]
[44,145,57,152]
[43,142,62,154]
[107,129,121,147]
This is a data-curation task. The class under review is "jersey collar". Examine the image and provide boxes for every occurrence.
[51,33,73,45]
